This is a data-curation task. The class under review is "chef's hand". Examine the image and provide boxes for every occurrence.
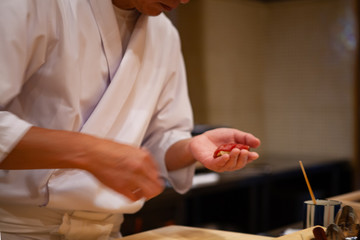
[0,126,164,202]
[83,139,165,201]
[189,128,261,172]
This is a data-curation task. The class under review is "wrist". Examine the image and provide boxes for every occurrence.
[165,138,196,171]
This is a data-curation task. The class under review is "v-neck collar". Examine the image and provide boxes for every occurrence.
[89,0,123,81]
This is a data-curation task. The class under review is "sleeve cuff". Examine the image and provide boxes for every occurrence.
[167,162,196,194]
[0,112,32,162]
[156,130,195,194]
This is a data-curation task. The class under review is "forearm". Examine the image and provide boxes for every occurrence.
[0,126,165,200]
[0,126,95,171]
[165,138,197,171]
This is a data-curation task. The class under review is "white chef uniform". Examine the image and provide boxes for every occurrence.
[0,0,195,238]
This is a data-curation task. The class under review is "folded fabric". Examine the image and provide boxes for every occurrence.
[57,213,113,240]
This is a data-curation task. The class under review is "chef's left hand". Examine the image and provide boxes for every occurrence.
[189,128,260,172]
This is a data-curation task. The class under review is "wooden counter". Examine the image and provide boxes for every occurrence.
[121,225,273,240]
[121,225,319,240]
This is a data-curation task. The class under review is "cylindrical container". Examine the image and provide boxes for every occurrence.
[303,199,342,228]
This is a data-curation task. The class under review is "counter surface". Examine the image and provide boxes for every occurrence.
[120,225,273,240]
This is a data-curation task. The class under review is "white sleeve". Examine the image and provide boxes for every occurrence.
[0,113,32,162]
[0,2,44,162]
[141,22,195,194]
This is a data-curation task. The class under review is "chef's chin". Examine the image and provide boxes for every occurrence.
[140,4,171,16]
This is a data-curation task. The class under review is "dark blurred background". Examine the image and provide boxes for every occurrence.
[122,0,359,237]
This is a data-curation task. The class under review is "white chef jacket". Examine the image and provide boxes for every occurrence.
[0,0,194,225]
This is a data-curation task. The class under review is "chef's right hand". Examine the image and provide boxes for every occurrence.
[83,139,165,201]
[0,126,164,202]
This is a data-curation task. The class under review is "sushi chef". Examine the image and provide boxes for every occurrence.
[0,0,261,239]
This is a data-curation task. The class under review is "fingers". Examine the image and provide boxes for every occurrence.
[210,148,259,172]
[89,143,165,202]
[205,127,261,148]
[136,176,165,201]
[125,158,165,201]
[119,174,164,202]
[224,149,248,171]
[126,178,164,201]
[121,149,162,200]
[131,188,143,200]
[193,128,261,173]
[235,131,261,148]
[122,188,143,202]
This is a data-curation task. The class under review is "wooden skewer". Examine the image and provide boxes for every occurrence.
[299,161,317,205]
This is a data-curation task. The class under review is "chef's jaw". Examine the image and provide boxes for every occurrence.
[112,0,191,16]
[136,2,182,16]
